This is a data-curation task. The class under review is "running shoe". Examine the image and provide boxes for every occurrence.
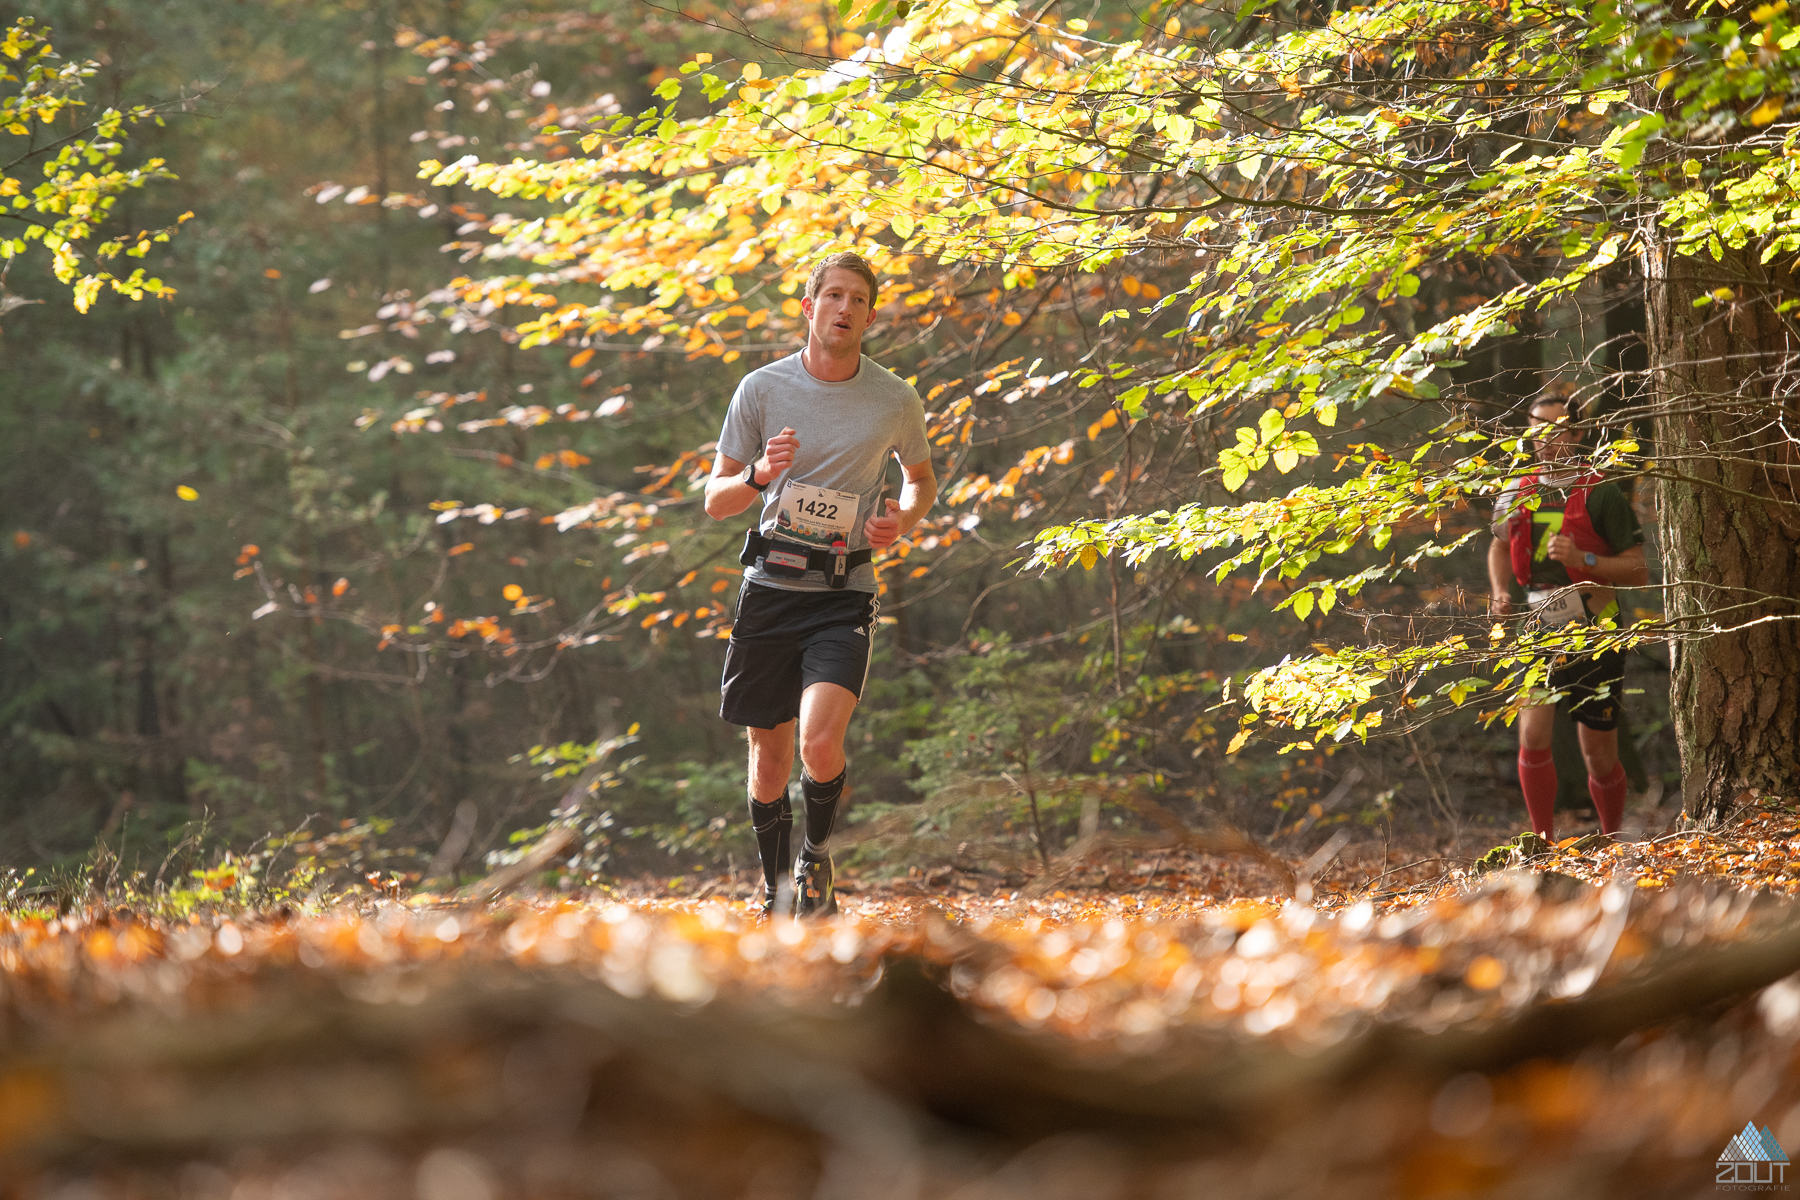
[792,853,838,918]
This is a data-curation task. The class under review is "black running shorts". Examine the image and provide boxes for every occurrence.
[721,583,878,729]
[1548,648,1625,731]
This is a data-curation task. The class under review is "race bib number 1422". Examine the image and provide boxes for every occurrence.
[775,480,859,547]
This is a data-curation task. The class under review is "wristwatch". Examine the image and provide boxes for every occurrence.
[1583,551,1598,568]
[742,461,767,492]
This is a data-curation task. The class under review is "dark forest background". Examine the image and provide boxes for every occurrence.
[0,0,1674,885]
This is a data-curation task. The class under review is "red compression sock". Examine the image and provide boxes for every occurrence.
[1518,748,1558,840]
[1589,762,1628,835]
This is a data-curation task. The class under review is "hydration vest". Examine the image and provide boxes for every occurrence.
[1506,472,1615,588]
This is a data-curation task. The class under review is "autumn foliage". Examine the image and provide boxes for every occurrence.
[4,803,1800,1196]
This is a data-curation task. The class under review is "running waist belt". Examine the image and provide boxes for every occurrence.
[740,530,873,589]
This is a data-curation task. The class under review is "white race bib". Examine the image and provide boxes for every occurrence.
[1528,588,1587,627]
[774,480,859,548]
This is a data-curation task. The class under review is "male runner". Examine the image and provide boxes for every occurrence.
[704,252,935,918]
[1487,396,1648,840]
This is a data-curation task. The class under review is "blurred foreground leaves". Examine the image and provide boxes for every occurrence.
[6,820,1800,1197]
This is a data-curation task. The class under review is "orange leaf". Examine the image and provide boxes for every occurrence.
[1465,955,1505,990]
[503,584,524,601]
[12,531,29,548]
[710,579,730,593]
[534,454,556,470]
[263,268,282,279]
[448,543,474,556]
[677,570,698,587]
[1001,311,1023,326]
[570,348,596,368]
[331,577,349,597]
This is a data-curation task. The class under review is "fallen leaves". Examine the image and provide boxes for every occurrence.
[4,807,1800,1195]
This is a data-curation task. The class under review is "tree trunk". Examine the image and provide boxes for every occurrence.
[1641,233,1800,822]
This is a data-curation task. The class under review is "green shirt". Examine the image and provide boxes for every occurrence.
[1491,476,1644,590]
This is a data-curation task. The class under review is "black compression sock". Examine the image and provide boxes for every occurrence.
[798,768,847,862]
[748,792,792,890]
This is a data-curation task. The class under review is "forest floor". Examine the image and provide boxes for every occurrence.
[3,802,1799,1200]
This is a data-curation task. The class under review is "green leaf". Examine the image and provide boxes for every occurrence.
[1220,449,1250,493]
[1258,408,1285,441]
[1291,589,1315,621]
[653,78,682,101]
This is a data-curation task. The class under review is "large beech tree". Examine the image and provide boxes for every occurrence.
[390,0,1797,820]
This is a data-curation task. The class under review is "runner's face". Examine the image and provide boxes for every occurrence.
[801,269,874,354]
[1528,403,1580,466]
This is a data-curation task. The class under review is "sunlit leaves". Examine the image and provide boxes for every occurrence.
[0,18,186,313]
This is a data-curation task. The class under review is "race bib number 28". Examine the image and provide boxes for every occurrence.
[1528,588,1587,627]
[775,480,859,547]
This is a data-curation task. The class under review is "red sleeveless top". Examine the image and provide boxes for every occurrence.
[1506,472,1615,587]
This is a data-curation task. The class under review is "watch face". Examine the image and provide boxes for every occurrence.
[1584,552,1597,567]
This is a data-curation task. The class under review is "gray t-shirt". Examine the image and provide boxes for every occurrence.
[718,351,930,593]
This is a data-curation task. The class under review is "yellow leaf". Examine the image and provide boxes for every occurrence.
[695,52,713,64]
[1120,275,1141,297]
[1078,545,1098,570]
[1227,729,1252,754]
[782,298,803,317]
[579,134,601,153]
[175,485,199,501]
[1165,16,1181,35]
[1749,96,1785,125]
[741,62,762,82]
